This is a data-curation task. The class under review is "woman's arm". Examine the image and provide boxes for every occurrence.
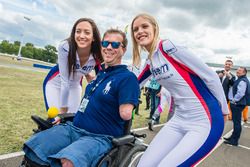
[162,40,229,115]
[58,41,71,113]
[137,60,152,88]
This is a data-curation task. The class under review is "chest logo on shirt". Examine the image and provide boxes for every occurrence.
[103,81,112,94]
[152,64,169,76]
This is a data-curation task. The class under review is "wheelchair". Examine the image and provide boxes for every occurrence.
[20,113,147,167]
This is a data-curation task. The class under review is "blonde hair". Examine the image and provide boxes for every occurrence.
[131,13,159,67]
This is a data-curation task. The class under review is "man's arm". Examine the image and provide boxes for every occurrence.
[119,104,134,120]
[232,81,247,103]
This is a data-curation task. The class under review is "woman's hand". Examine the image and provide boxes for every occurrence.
[60,107,68,114]
[85,73,95,83]
[52,116,61,125]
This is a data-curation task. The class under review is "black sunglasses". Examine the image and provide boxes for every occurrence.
[101,41,123,49]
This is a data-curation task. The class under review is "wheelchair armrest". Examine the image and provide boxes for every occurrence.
[58,113,75,123]
[112,135,135,146]
[31,115,52,131]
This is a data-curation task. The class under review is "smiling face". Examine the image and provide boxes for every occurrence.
[132,16,155,52]
[101,33,126,67]
[74,21,94,49]
[224,60,233,72]
[236,67,246,77]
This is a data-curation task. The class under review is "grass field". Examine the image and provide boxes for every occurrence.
[0,55,167,155]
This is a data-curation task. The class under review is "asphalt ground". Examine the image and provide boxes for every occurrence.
[0,118,249,167]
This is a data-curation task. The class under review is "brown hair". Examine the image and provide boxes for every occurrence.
[67,18,103,75]
[225,59,233,64]
[240,67,247,74]
[102,28,128,48]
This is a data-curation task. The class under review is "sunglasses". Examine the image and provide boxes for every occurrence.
[101,41,123,49]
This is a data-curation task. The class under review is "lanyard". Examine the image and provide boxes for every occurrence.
[84,72,108,99]
[84,66,126,99]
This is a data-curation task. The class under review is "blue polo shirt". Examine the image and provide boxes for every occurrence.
[73,65,140,137]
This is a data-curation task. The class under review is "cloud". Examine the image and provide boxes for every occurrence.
[0,0,250,66]
[213,48,239,55]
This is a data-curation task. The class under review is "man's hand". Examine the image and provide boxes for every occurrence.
[60,107,68,114]
[218,72,223,78]
[224,71,232,79]
[52,116,61,125]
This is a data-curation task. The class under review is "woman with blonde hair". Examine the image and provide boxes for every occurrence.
[131,13,229,167]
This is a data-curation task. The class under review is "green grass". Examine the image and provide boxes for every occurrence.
[0,54,55,67]
[0,66,47,154]
[0,55,168,154]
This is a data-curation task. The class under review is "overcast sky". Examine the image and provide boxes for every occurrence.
[0,0,250,66]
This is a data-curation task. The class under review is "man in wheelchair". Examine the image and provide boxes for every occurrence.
[22,28,140,167]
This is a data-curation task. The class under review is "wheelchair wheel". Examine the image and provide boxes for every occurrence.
[119,145,146,167]
[97,144,134,167]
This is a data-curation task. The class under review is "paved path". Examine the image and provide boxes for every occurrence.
[134,121,250,167]
[1,120,249,167]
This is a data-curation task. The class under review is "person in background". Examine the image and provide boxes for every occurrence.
[43,18,103,114]
[143,85,151,110]
[216,59,235,102]
[224,67,249,146]
[148,78,161,120]
[129,65,142,115]
[216,59,235,121]
[242,106,249,123]
[148,87,174,131]
[131,13,229,167]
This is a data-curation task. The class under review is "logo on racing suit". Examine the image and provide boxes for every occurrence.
[103,81,112,94]
[152,64,169,76]
[75,64,94,72]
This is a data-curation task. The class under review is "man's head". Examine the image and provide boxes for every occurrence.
[236,67,247,77]
[101,28,127,67]
[224,59,233,71]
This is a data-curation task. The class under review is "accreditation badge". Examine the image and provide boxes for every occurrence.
[79,98,89,113]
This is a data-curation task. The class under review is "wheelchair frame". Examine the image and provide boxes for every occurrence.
[20,114,147,167]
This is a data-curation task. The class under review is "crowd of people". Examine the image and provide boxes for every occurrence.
[22,13,249,167]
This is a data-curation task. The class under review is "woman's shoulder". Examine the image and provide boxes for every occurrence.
[58,40,69,52]
[160,39,178,54]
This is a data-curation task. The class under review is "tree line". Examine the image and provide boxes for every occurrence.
[0,40,57,63]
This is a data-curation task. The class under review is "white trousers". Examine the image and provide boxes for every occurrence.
[45,82,82,113]
[137,116,211,167]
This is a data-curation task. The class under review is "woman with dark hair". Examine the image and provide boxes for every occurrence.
[43,18,103,114]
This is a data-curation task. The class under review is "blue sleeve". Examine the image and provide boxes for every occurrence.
[233,81,247,102]
[118,73,140,106]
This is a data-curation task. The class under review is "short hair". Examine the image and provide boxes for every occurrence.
[240,67,247,74]
[225,59,233,64]
[102,28,128,48]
